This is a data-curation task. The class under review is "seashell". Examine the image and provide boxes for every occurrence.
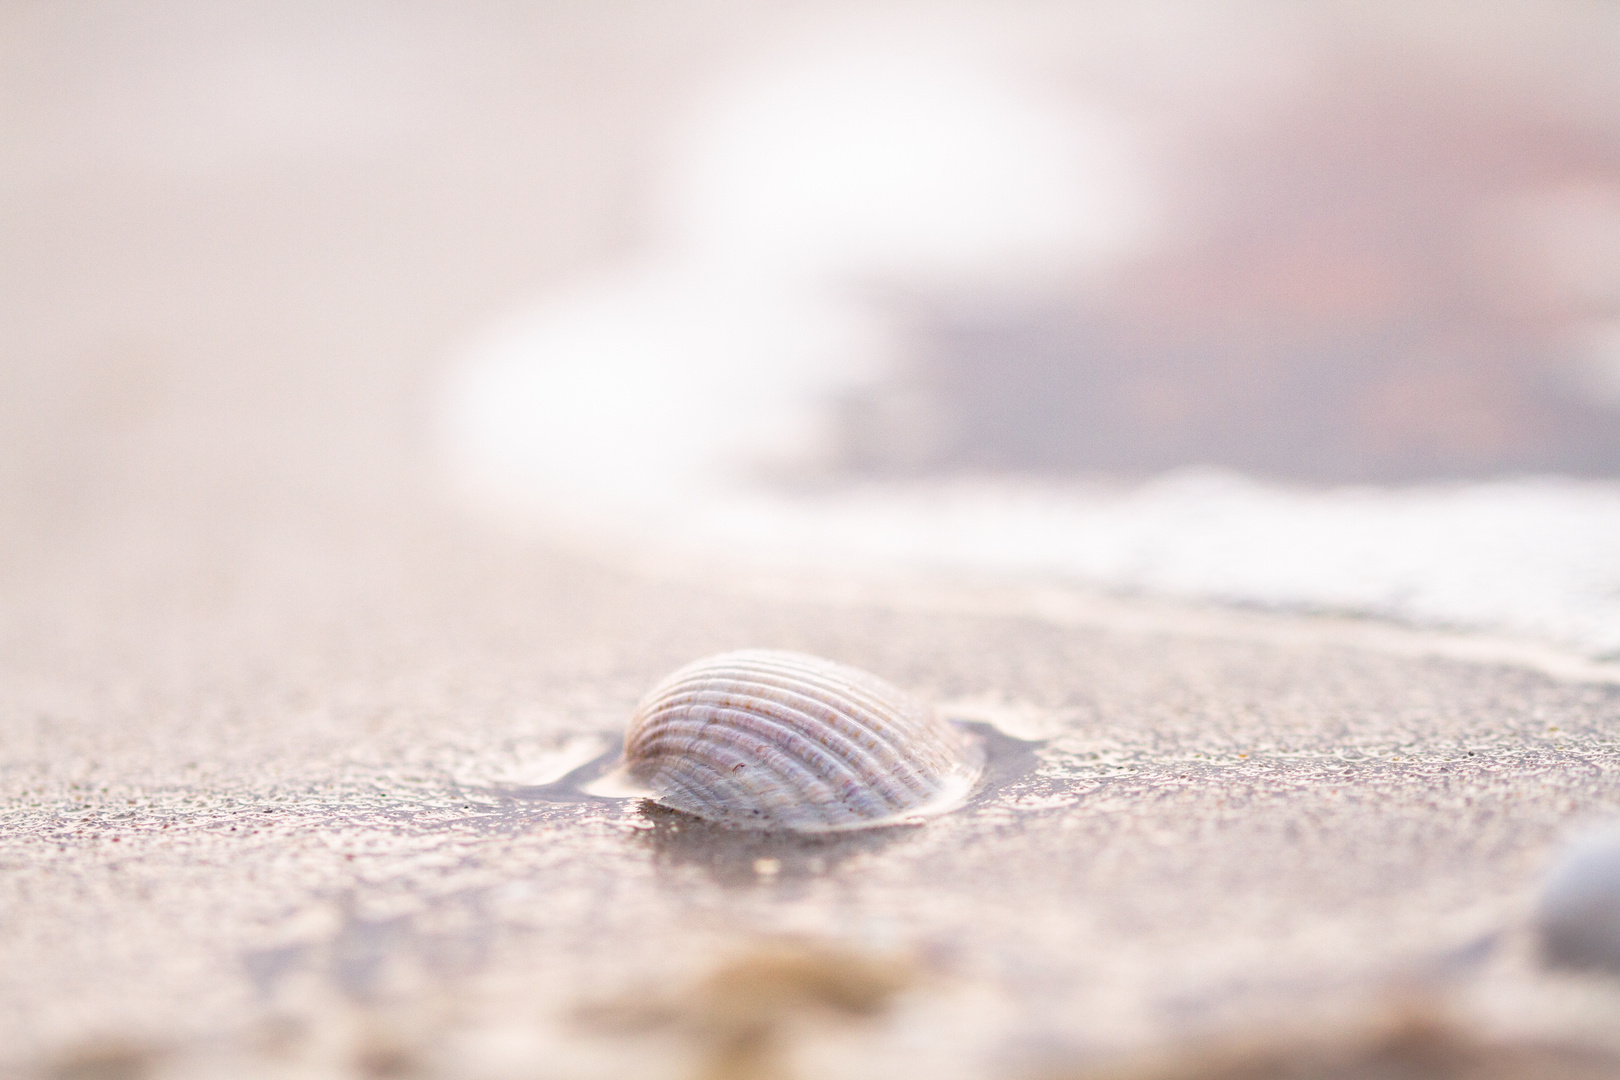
[1537,825,1620,975]
[624,649,983,831]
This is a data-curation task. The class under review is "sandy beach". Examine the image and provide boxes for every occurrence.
[6,4,1620,1077]
[6,494,1620,1078]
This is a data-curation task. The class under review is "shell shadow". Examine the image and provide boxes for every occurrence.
[478,720,1044,888]
[632,720,1044,888]
[633,802,912,887]
[953,719,1044,807]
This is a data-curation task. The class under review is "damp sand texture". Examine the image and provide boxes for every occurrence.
[6,521,1620,1077]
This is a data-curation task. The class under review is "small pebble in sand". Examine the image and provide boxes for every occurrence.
[1536,826,1620,974]
[624,649,983,831]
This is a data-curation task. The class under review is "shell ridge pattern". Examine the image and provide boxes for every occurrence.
[638,712,848,816]
[742,721,878,824]
[640,681,932,803]
[624,649,982,831]
[699,654,929,735]
[653,664,947,790]
[660,752,774,822]
[740,663,954,773]
[654,757,782,825]
[631,718,822,824]
[667,735,855,829]
[632,705,893,816]
[649,683,893,767]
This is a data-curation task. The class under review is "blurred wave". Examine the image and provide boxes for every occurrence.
[442,8,1620,659]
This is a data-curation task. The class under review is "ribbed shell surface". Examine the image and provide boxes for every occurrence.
[624,650,983,831]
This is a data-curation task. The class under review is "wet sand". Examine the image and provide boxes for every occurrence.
[5,494,1620,1078]
[6,4,1620,1077]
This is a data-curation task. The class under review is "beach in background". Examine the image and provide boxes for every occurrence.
[6,3,1620,1078]
[436,2,1620,660]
